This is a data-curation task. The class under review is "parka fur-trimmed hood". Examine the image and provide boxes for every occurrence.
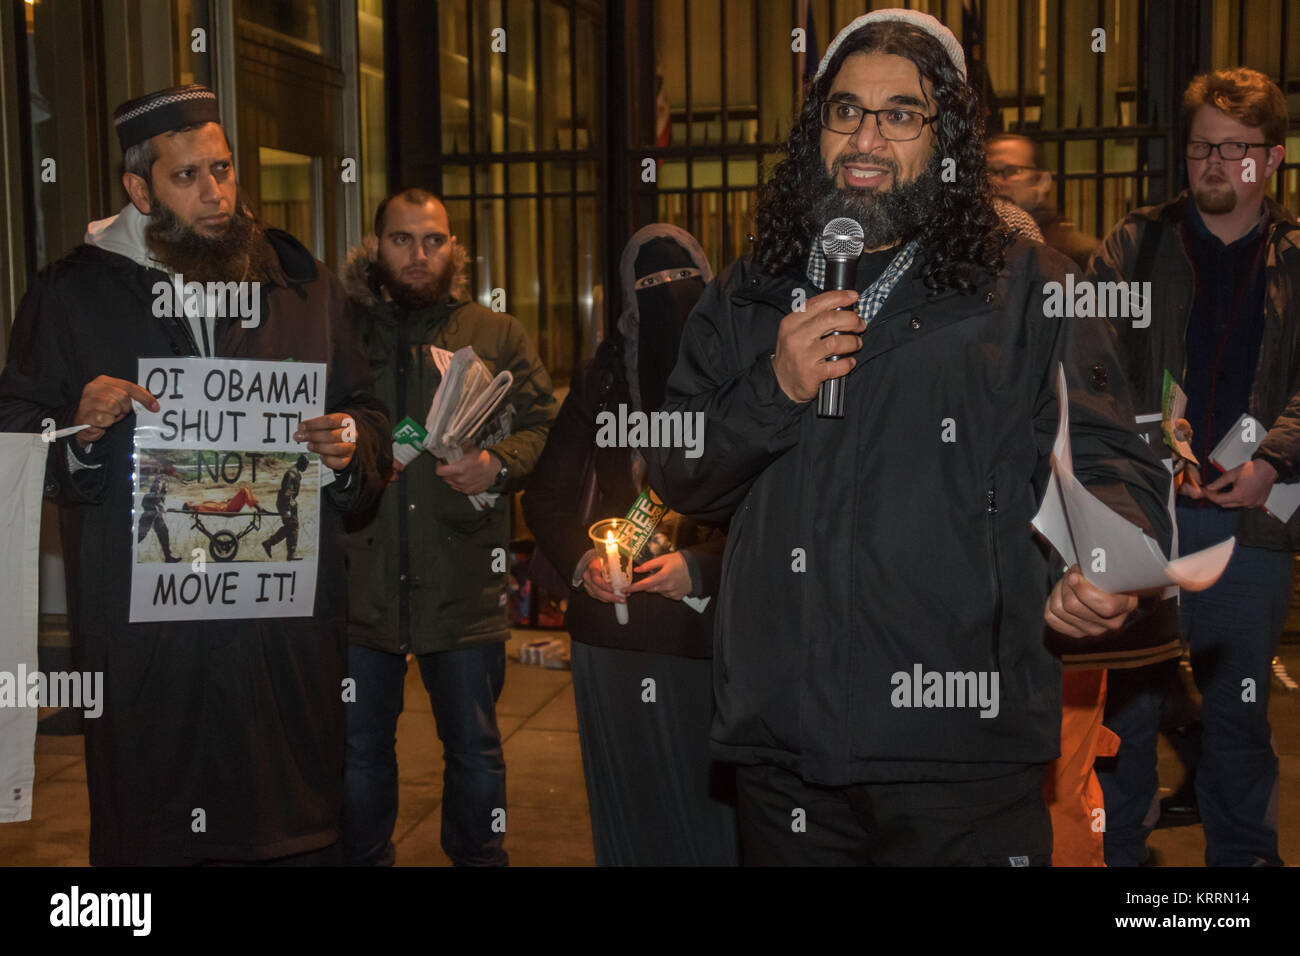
[340,242,471,310]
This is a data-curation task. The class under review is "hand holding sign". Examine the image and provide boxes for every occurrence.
[295,413,355,470]
[75,375,160,445]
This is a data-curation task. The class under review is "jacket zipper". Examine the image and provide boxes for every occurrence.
[985,485,1002,675]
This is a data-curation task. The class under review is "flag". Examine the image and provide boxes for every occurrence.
[0,434,50,823]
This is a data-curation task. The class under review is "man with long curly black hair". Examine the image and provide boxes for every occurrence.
[648,9,1173,865]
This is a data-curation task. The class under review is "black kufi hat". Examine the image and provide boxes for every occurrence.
[113,84,220,153]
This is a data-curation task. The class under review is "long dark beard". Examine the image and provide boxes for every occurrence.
[146,193,275,284]
[809,151,943,249]
[372,258,453,312]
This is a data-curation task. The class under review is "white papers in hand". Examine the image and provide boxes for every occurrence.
[1209,413,1300,522]
[1031,364,1233,593]
[424,346,514,511]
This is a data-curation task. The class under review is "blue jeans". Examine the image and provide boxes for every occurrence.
[1100,505,1290,866]
[1096,660,1175,866]
[343,642,508,866]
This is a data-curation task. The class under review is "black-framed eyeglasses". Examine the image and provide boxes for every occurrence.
[987,162,1035,180]
[1186,140,1273,161]
[819,100,937,142]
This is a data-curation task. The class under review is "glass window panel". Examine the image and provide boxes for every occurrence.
[691,157,724,189]
[474,196,504,303]
[443,167,473,198]
[484,1,506,153]
[505,0,536,151]
[358,0,386,226]
[476,163,505,196]
[440,0,472,155]
[757,0,795,145]
[657,158,689,190]
[237,0,337,59]
[24,0,95,270]
[443,198,473,267]
[259,147,317,254]
[1100,175,1132,237]
[1065,139,1093,175]
[174,0,213,86]
[1289,0,1300,84]
[727,156,759,187]
[543,161,572,193]
[691,191,724,270]
[723,0,756,144]
[544,196,575,382]
[657,191,690,230]
[507,197,540,343]
[540,2,572,150]
[577,195,601,359]
[688,1,722,146]
[1054,1,1097,128]
[1239,0,1283,75]
[508,162,537,193]
[574,9,598,150]
[656,0,688,144]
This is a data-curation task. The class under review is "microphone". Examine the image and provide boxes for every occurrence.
[817,217,864,419]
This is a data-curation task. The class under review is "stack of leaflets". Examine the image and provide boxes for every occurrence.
[1210,413,1300,522]
[388,345,514,511]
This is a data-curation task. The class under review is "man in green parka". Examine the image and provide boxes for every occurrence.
[340,188,556,866]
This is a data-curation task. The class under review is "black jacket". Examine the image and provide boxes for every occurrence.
[0,228,389,864]
[523,339,726,658]
[1091,191,1300,550]
[648,240,1172,785]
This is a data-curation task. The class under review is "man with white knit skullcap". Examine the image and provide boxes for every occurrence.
[649,10,1172,865]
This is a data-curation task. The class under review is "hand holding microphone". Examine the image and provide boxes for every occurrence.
[772,289,863,403]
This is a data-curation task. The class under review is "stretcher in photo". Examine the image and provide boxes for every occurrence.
[133,448,320,565]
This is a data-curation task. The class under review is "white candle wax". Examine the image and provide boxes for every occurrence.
[604,532,629,625]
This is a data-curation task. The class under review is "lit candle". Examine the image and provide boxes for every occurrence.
[604,530,629,625]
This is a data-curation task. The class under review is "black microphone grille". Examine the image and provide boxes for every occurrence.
[821,217,865,260]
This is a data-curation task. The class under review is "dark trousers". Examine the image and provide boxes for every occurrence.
[265,510,299,555]
[343,642,508,866]
[1096,660,1174,865]
[1100,505,1290,866]
[571,641,739,866]
[137,510,173,556]
[734,763,1052,866]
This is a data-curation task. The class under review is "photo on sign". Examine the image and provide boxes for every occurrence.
[134,448,320,565]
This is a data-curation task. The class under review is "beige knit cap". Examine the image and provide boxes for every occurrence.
[814,8,967,82]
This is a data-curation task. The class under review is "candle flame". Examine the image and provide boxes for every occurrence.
[605,531,615,547]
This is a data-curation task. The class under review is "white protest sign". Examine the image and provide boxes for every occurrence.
[129,358,326,622]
